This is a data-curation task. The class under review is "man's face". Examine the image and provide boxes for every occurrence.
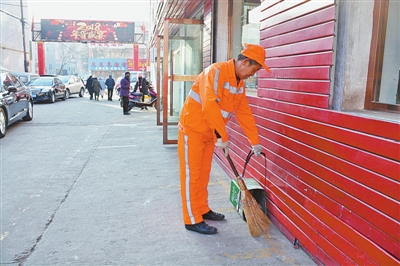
[236,59,262,80]
[125,74,130,79]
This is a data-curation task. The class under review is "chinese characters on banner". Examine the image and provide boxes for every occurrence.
[41,19,135,43]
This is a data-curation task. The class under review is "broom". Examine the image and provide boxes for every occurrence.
[226,153,271,237]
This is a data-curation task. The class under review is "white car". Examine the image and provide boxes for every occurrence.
[59,75,85,98]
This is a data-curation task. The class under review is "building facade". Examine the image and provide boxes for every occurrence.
[149,0,399,264]
[0,0,31,72]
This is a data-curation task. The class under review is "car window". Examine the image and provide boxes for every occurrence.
[55,78,62,84]
[19,76,29,84]
[28,78,53,86]
[59,76,69,83]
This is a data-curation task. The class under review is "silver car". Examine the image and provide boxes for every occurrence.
[59,75,85,98]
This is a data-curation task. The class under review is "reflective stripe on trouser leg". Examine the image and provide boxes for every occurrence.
[178,130,214,225]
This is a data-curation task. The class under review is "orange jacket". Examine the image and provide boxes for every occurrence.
[179,59,259,145]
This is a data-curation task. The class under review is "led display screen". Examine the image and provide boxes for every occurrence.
[40,19,135,42]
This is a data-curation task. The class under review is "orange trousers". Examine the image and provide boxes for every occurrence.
[178,129,215,225]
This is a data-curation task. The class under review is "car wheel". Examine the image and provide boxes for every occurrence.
[79,87,85,97]
[61,91,67,101]
[22,101,33,121]
[66,89,70,99]
[0,108,7,138]
[50,92,56,103]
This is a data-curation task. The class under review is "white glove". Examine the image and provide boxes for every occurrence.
[252,144,262,156]
[216,138,229,157]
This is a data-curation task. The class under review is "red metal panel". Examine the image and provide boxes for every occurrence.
[258,79,330,94]
[261,6,335,39]
[253,106,400,167]
[255,122,399,219]
[260,1,335,30]
[227,120,399,241]
[264,51,333,68]
[258,89,329,109]
[265,36,334,58]
[227,125,400,262]
[249,97,400,142]
[265,21,335,48]
[260,0,308,21]
[260,66,331,80]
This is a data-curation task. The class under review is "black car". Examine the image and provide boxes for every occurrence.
[0,72,34,138]
[27,76,67,103]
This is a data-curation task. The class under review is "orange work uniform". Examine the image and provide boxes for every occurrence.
[178,59,260,225]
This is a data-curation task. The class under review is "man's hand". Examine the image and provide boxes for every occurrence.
[252,144,262,156]
[216,139,229,157]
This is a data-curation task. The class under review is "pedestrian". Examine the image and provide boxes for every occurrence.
[134,74,149,110]
[120,72,131,115]
[105,74,115,101]
[99,76,106,99]
[86,75,94,100]
[92,76,101,101]
[178,43,270,235]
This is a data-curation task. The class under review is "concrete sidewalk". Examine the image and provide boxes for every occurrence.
[24,104,315,265]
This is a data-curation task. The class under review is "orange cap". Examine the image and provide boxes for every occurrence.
[241,43,271,73]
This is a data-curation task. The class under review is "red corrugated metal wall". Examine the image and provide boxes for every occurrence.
[215,0,400,265]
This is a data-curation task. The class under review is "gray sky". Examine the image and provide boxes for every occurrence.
[27,0,150,22]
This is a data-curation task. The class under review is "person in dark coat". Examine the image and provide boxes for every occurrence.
[134,74,149,110]
[120,72,131,115]
[86,75,94,100]
[105,74,115,101]
[92,77,101,101]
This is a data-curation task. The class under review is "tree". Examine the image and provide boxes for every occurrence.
[57,43,76,75]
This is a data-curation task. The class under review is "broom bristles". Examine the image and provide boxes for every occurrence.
[237,177,271,237]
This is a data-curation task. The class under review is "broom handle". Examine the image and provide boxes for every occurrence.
[226,154,240,178]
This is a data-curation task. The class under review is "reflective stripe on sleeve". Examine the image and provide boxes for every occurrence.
[189,90,202,104]
[223,82,244,94]
[221,109,233,119]
[214,69,220,95]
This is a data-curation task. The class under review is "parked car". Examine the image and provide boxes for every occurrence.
[27,76,67,103]
[59,75,85,98]
[0,72,34,138]
[11,72,40,85]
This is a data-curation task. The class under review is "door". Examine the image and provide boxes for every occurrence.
[162,18,203,144]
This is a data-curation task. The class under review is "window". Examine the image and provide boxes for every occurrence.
[365,0,399,111]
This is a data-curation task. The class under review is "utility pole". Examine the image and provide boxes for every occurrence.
[20,0,28,72]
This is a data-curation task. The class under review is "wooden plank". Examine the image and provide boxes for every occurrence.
[248,97,400,141]
[259,66,331,80]
[261,1,335,30]
[252,106,400,164]
[261,5,335,39]
[258,89,329,109]
[264,21,335,48]
[258,79,330,94]
[265,36,334,58]
[264,51,333,68]
[227,128,400,260]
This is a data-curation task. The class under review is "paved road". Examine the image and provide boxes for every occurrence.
[0,93,316,265]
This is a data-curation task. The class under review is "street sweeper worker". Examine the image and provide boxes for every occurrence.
[178,43,271,235]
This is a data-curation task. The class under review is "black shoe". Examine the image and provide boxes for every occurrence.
[123,112,131,115]
[185,221,217,234]
[202,210,225,221]
[145,107,148,110]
